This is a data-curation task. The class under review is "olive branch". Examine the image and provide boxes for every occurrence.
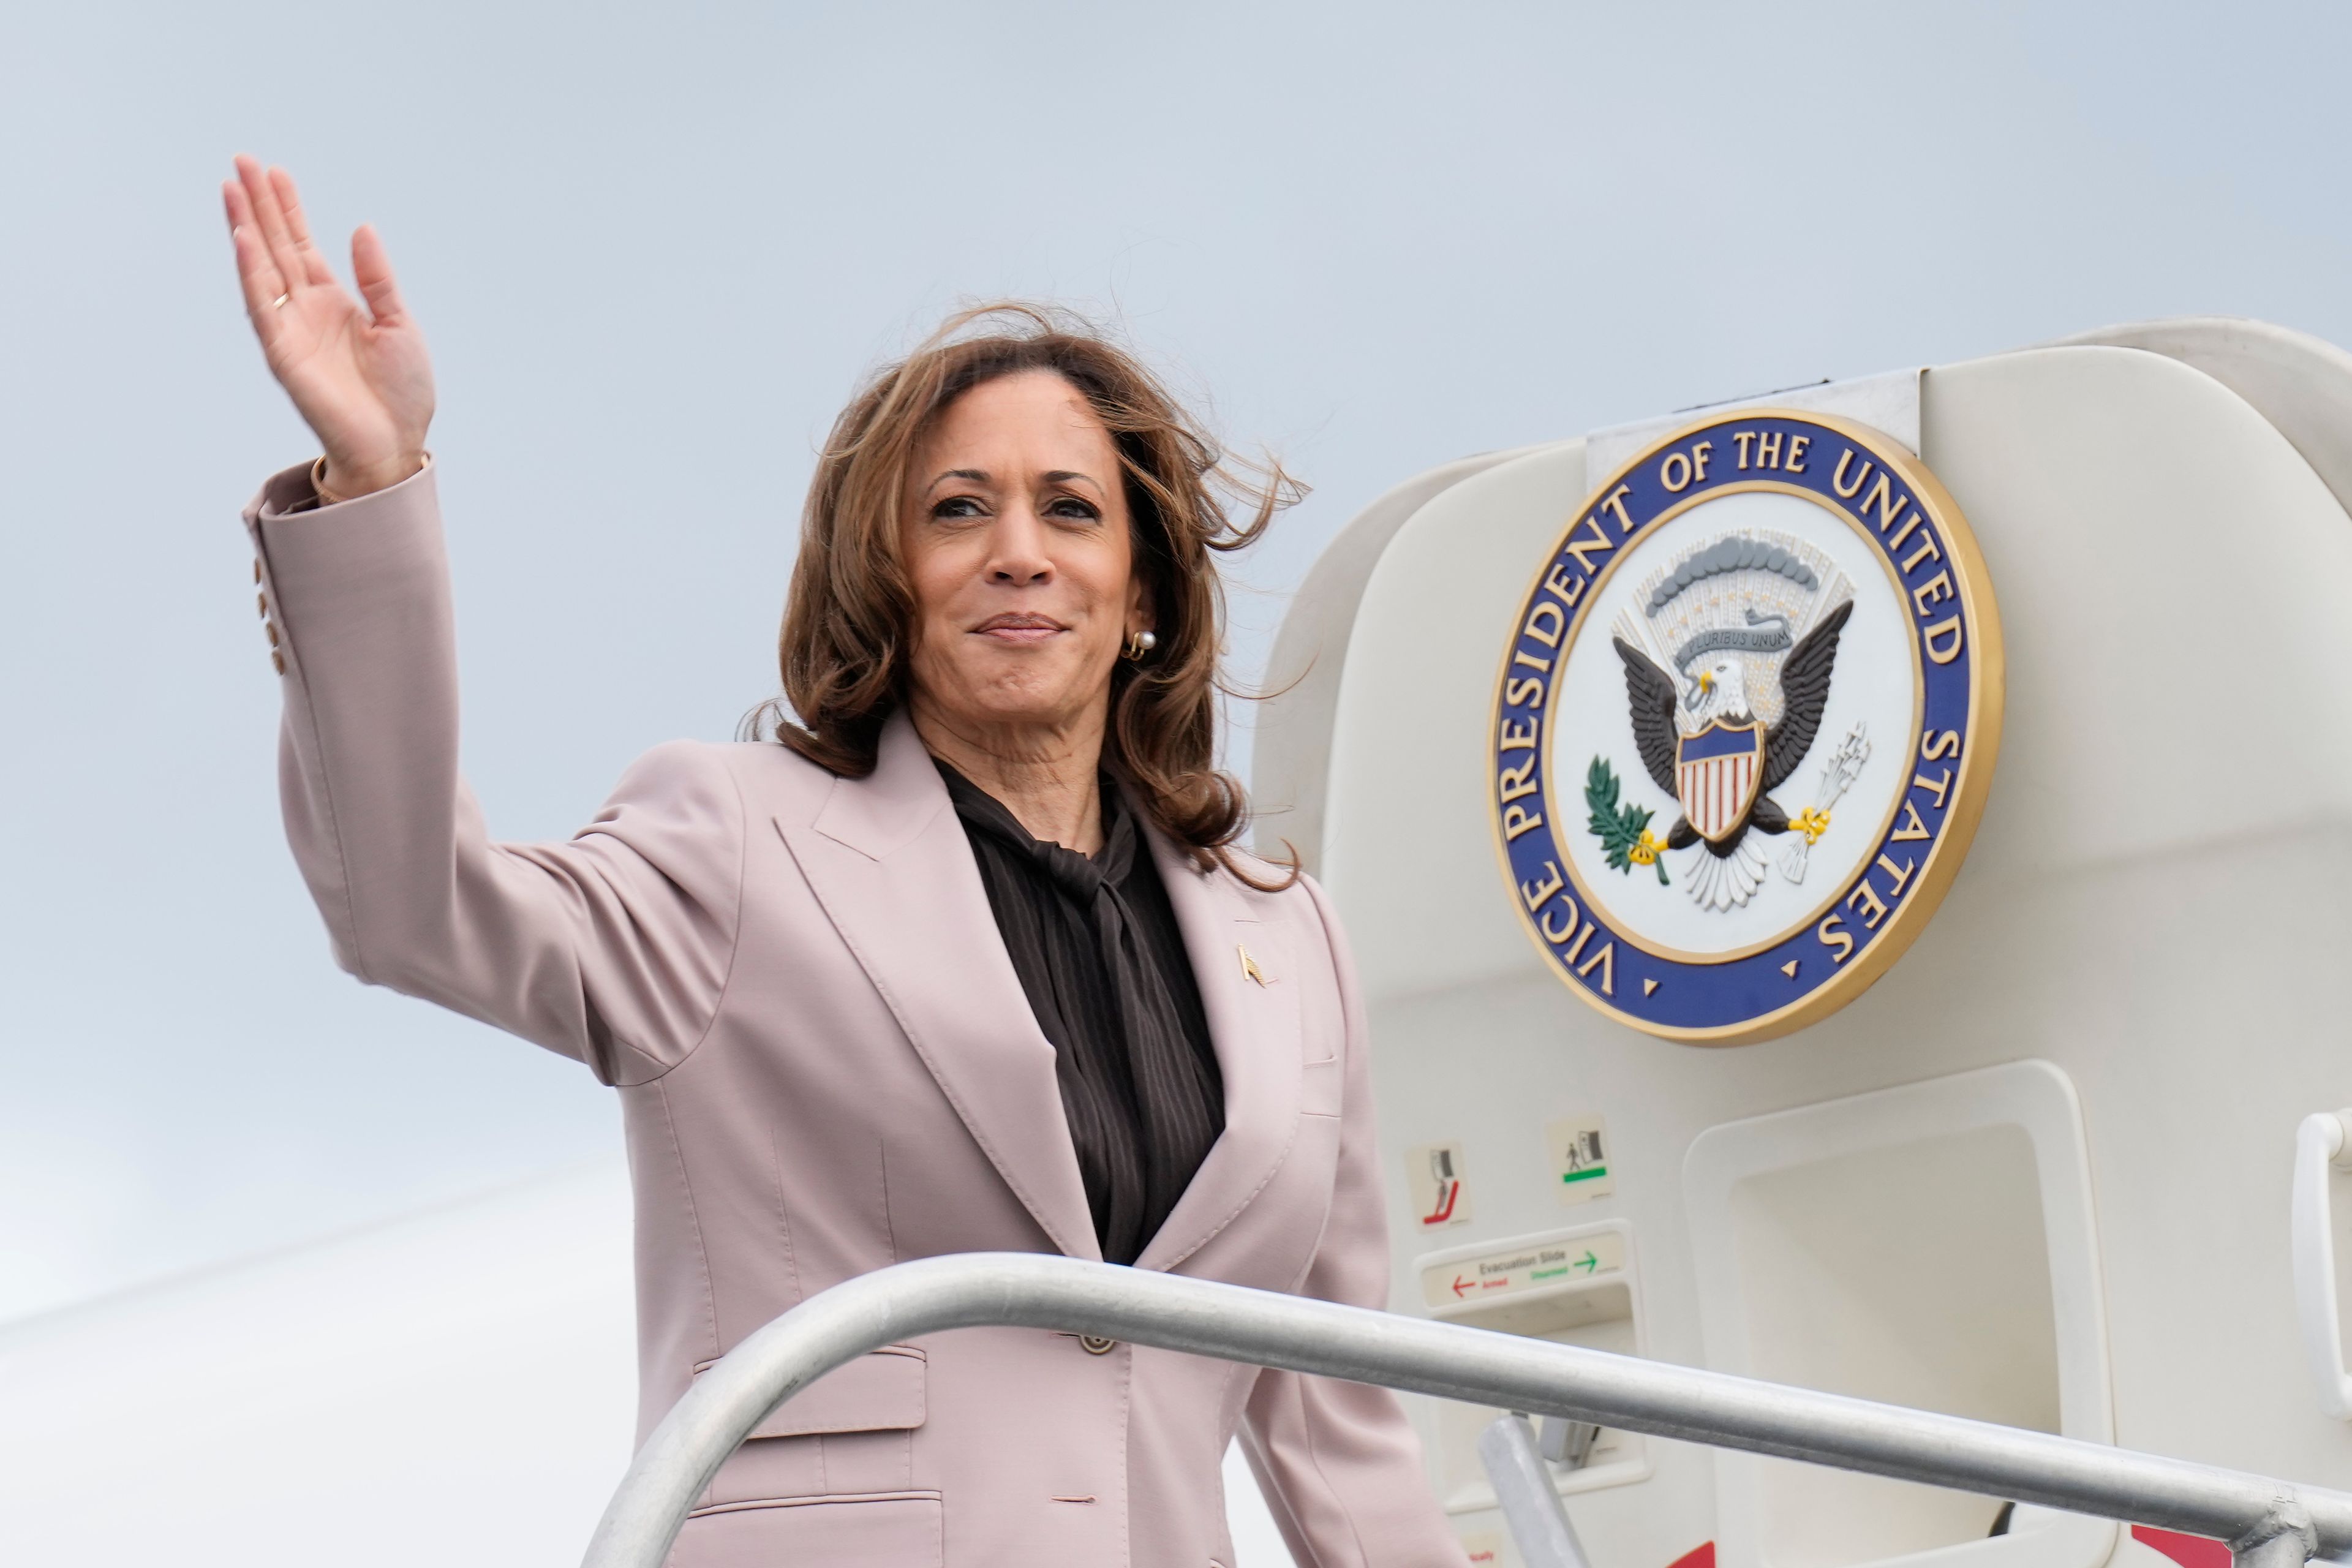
[1586,756,1669,885]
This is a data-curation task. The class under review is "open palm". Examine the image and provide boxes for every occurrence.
[224,156,434,497]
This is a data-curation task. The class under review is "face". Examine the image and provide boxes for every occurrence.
[900,369,1150,746]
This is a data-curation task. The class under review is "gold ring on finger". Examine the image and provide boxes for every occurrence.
[271,292,290,309]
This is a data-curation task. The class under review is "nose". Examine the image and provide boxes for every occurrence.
[986,504,1054,587]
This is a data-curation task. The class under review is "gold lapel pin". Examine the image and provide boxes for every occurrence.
[1237,945,1269,987]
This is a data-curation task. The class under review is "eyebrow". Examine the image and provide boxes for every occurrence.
[925,467,1106,492]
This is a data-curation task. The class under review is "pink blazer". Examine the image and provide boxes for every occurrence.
[243,461,1464,1568]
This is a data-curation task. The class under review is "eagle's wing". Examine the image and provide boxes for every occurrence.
[1762,598,1853,792]
[1613,636,1681,796]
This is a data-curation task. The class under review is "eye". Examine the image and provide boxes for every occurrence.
[929,496,987,521]
[1046,494,1102,522]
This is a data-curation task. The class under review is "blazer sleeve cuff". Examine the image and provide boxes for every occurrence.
[249,452,435,526]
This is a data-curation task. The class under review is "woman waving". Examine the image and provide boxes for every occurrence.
[225,154,1464,1568]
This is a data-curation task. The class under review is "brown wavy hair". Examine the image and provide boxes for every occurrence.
[754,303,1299,885]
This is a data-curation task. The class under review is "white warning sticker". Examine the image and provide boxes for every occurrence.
[1403,1142,1472,1229]
[1419,1229,1626,1308]
[1545,1114,1615,1205]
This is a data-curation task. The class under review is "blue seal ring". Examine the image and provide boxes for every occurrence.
[1488,409,2003,1044]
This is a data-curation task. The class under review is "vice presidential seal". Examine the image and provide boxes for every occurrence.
[1488,410,2002,1042]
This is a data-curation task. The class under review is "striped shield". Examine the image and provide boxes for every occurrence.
[1676,720,1766,843]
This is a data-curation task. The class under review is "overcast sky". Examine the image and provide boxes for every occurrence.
[7,0,2352,1322]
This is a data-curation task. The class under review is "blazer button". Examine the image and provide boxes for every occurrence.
[1079,1335,1117,1355]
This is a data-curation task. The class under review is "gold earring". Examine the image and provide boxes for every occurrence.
[1123,628,1158,661]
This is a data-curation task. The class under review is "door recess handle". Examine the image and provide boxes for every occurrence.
[2290,1109,2352,1419]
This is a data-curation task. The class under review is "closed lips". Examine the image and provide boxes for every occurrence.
[973,615,1065,643]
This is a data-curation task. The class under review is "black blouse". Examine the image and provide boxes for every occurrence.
[938,763,1225,1265]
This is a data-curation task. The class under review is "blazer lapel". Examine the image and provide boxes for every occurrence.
[1132,825,1303,1275]
[773,714,1100,1263]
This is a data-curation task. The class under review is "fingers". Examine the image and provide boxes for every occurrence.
[222,178,290,331]
[234,154,308,307]
[231,222,292,342]
[349,224,410,326]
[221,175,259,254]
[268,165,337,288]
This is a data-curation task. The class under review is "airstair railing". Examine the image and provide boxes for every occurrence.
[1480,1412,1597,1568]
[582,1252,2352,1568]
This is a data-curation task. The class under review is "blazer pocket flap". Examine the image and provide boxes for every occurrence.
[693,1344,927,1439]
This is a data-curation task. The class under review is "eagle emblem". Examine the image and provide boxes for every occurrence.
[1607,531,1857,911]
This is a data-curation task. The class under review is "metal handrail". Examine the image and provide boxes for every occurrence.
[582,1253,2352,1568]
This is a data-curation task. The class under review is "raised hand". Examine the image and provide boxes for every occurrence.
[224,156,434,499]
